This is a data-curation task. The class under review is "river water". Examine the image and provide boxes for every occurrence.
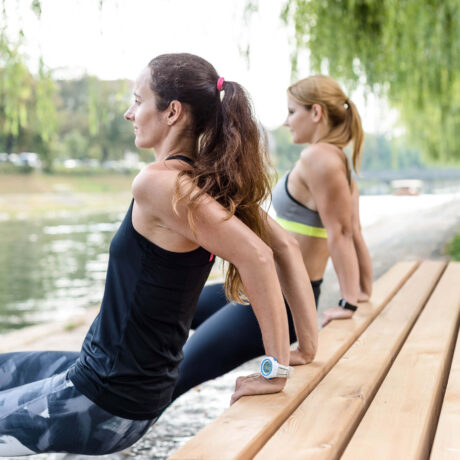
[0,211,122,333]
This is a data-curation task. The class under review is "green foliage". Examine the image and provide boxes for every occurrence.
[269,126,424,173]
[446,232,460,261]
[0,34,58,171]
[0,35,31,138]
[281,0,460,162]
[361,133,424,170]
[269,126,303,174]
[56,77,139,164]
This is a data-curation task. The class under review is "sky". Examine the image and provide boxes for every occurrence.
[5,0,398,132]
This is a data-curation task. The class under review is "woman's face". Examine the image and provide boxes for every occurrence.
[283,96,316,144]
[124,68,167,150]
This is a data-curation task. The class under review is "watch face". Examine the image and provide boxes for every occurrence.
[262,359,273,375]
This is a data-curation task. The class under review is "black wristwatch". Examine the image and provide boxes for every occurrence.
[338,298,358,311]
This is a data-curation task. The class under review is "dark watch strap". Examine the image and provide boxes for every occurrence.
[338,298,358,311]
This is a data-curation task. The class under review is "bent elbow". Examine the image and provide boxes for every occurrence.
[329,225,353,243]
[232,239,275,269]
[253,242,274,266]
[272,232,300,257]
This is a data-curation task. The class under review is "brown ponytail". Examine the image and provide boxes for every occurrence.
[148,53,272,303]
[288,75,364,173]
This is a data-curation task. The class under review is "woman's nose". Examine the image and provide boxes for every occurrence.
[124,108,134,121]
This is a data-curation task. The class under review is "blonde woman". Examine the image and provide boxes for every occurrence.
[274,74,372,326]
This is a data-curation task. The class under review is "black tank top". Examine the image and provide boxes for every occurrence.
[69,156,215,420]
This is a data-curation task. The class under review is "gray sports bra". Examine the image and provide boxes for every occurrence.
[272,172,328,239]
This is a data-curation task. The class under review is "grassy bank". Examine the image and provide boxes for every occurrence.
[0,172,135,219]
[0,172,135,194]
[446,231,460,261]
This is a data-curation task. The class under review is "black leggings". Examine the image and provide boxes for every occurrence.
[172,280,322,401]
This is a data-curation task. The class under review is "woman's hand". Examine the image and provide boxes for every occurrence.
[230,374,286,405]
[321,306,353,328]
[289,346,315,366]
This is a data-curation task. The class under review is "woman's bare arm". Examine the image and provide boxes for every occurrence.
[133,166,291,402]
[299,145,360,327]
[261,209,318,364]
[351,180,373,299]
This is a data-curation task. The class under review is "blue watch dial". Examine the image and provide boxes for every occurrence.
[262,359,273,375]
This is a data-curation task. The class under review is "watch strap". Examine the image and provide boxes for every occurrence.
[338,298,358,311]
[276,363,293,378]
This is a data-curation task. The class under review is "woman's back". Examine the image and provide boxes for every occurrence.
[273,142,352,280]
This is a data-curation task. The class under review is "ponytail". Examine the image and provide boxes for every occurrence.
[149,53,272,303]
[187,80,273,303]
[345,99,364,172]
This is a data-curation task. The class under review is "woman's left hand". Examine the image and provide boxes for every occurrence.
[358,291,370,302]
[321,306,353,328]
[230,373,286,405]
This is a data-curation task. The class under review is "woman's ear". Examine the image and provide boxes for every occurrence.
[311,103,323,123]
[166,100,183,126]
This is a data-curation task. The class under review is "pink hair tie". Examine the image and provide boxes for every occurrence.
[216,77,225,92]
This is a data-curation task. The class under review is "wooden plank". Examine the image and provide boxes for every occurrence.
[341,262,460,460]
[168,261,419,460]
[430,326,460,459]
[253,260,446,460]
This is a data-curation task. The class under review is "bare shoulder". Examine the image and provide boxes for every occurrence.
[299,143,346,177]
[132,163,178,203]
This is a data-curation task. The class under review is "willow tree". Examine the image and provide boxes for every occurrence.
[278,0,460,163]
[0,35,57,169]
[1,2,57,169]
[0,35,31,152]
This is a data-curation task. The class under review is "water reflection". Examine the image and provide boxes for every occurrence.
[0,212,123,333]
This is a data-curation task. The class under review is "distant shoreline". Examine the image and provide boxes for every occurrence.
[0,173,135,219]
[0,191,133,220]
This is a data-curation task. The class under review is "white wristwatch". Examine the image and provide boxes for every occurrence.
[260,356,293,379]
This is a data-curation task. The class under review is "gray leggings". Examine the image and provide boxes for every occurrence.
[0,351,155,456]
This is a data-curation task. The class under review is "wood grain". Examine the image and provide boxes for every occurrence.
[341,262,460,460]
[253,261,445,460]
[168,261,419,460]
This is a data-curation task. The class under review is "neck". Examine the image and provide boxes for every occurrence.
[311,120,330,144]
[154,129,196,162]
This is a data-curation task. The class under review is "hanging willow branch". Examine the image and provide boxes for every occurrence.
[280,0,460,162]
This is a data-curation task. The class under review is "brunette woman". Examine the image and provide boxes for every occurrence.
[0,53,316,456]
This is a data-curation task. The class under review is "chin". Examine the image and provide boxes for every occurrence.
[134,139,147,149]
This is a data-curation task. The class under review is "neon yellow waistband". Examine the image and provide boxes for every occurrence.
[275,217,328,239]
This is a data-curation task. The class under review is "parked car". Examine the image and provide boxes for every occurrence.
[18,152,42,168]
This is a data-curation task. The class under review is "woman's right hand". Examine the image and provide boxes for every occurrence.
[230,373,286,405]
[289,346,315,366]
[321,305,354,327]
